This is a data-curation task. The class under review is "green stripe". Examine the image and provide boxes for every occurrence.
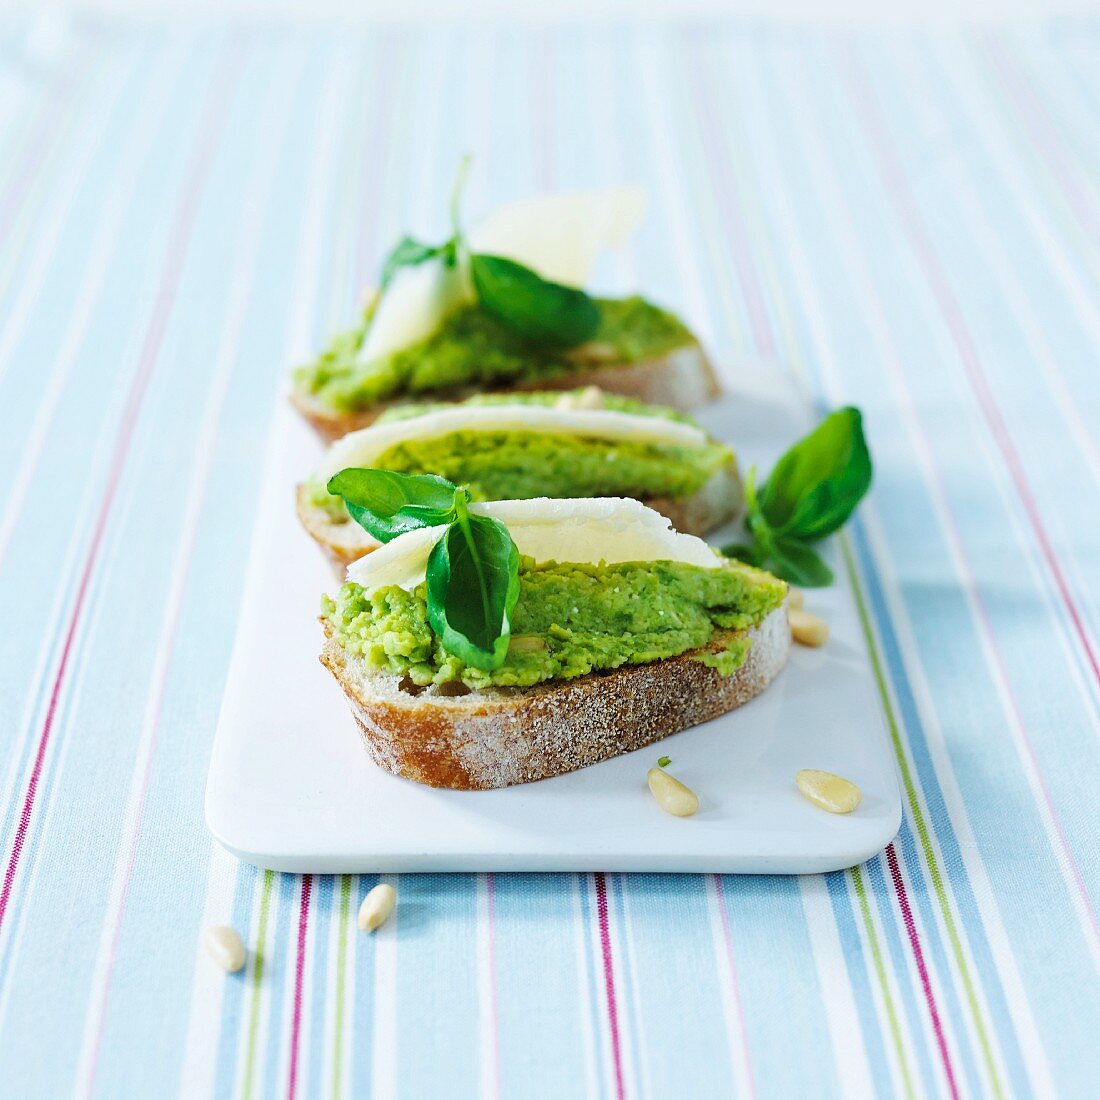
[697,46,1005,1092]
[669,48,928,1082]
[678,48,929,1079]
[330,875,353,1099]
[841,537,1003,1097]
[240,870,275,1100]
[320,47,387,1098]
[851,863,916,1099]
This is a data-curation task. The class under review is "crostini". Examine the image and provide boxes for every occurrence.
[319,496,789,790]
[298,389,741,572]
[291,187,718,441]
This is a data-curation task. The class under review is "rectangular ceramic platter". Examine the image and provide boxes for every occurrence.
[206,371,901,874]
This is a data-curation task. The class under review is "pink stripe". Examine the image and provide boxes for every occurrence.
[0,50,240,933]
[711,876,757,1098]
[982,33,1100,249]
[885,845,960,1100]
[287,874,313,1100]
[0,48,90,249]
[839,43,1100,693]
[684,34,777,361]
[76,56,258,1094]
[836,35,1100,945]
[593,873,626,1100]
[688,37,1027,1084]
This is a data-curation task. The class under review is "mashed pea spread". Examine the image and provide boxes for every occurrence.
[380,432,728,503]
[294,296,693,413]
[306,391,730,520]
[322,558,786,690]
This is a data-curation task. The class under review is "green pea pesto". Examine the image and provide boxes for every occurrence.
[370,431,730,503]
[293,296,694,414]
[321,557,786,690]
[693,636,753,676]
[306,390,731,523]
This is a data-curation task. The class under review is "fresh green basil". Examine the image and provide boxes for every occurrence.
[767,539,834,588]
[722,407,871,587]
[327,468,465,543]
[330,466,521,669]
[372,158,603,350]
[758,407,871,539]
[378,236,444,290]
[469,254,601,347]
[425,500,520,670]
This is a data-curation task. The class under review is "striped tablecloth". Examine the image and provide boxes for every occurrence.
[0,13,1098,1099]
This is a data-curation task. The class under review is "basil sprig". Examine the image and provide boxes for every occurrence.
[370,158,601,347]
[327,468,521,670]
[427,497,520,669]
[723,407,872,588]
[470,254,600,345]
[379,236,453,289]
[326,468,463,543]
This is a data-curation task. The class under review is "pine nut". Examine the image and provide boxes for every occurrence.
[787,587,805,610]
[566,340,617,364]
[796,769,862,814]
[508,633,547,653]
[204,925,246,972]
[789,607,828,647]
[576,385,605,409]
[358,883,396,931]
[647,767,699,817]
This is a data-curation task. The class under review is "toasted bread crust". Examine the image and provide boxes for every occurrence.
[297,460,743,577]
[319,602,789,790]
[290,340,719,444]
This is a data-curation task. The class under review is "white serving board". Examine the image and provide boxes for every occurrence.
[206,372,901,874]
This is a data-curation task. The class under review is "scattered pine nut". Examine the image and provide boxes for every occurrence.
[787,587,805,610]
[358,883,397,932]
[647,767,699,817]
[796,769,862,814]
[566,341,617,364]
[789,607,829,647]
[204,925,246,972]
[553,387,604,411]
[508,633,547,653]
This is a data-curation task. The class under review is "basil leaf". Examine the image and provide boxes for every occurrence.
[720,543,767,567]
[767,540,834,588]
[379,235,443,289]
[757,407,872,540]
[470,253,601,346]
[720,537,832,587]
[426,509,520,670]
[327,468,463,543]
[721,410,870,587]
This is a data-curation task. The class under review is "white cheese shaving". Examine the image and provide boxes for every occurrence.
[358,255,472,365]
[317,404,709,482]
[356,186,646,365]
[344,497,721,592]
[466,186,646,288]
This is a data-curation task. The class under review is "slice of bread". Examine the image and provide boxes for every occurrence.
[297,460,743,576]
[319,599,789,790]
[291,341,720,444]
